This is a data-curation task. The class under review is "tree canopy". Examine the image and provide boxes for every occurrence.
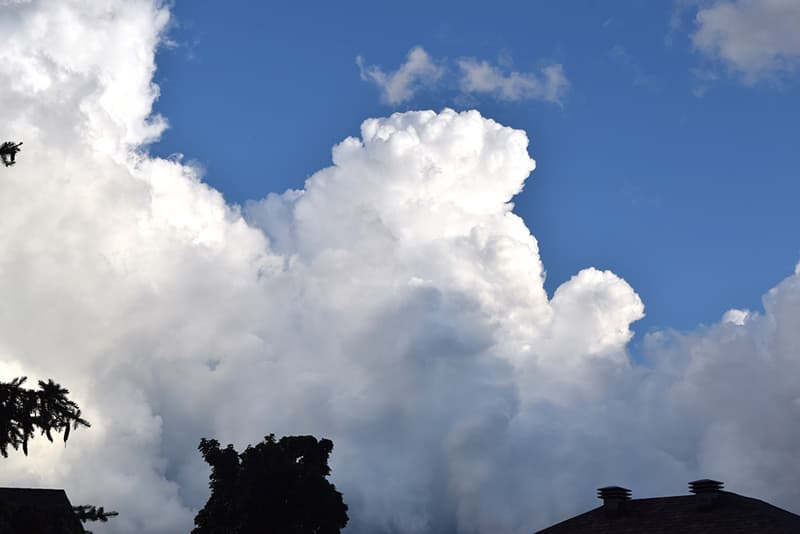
[0,376,90,457]
[193,434,349,534]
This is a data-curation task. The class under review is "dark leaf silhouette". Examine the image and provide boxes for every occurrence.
[0,141,22,167]
[193,434,349,534]
[73,504,119,522]
[73,504,119,534]
[0,376,117,532]
[0,376,90,457]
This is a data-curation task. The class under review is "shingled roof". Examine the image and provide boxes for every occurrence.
[534,480,800,534]
[0,487,86,533]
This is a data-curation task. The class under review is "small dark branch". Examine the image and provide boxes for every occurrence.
[0,376,90,457]
[73,504,119,523]
[0,141,22,167]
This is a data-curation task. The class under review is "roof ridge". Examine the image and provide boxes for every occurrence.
[533,490,800,533]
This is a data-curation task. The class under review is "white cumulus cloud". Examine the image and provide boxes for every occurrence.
[356,46,444,105]
[457,59,569,104]
[692,0,800,82]
[357,47,569,106]
[1,3,800,534]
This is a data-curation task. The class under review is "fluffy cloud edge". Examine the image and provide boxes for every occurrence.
[356,46,569,106]
[691,0,800,83]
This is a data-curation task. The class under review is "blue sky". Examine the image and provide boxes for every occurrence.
[152,1,800,341]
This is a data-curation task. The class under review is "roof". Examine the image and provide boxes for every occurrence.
[0,487,75,508]
[0,487,85,534]
[533,492,800,534]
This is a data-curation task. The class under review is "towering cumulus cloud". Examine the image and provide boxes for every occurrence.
[1,2,799,534]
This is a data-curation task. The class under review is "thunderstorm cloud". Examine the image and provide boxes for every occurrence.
[0,2,799,534]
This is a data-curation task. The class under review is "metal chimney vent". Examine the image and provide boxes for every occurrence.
[689,479,724,494]
[597,486,632,501]
[690,479,724,511]
[597,486,631,517]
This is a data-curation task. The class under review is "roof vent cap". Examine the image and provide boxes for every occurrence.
[597,486,632,501]
[689,479,724,494]
[597,486,631,518]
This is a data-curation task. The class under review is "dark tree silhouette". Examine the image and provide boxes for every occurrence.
[0,376,118,531]
[0,141,22,167]
[0,376,90,457]
[73,504,119,523]
[193,434,349,534]
[73,504,120,534]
